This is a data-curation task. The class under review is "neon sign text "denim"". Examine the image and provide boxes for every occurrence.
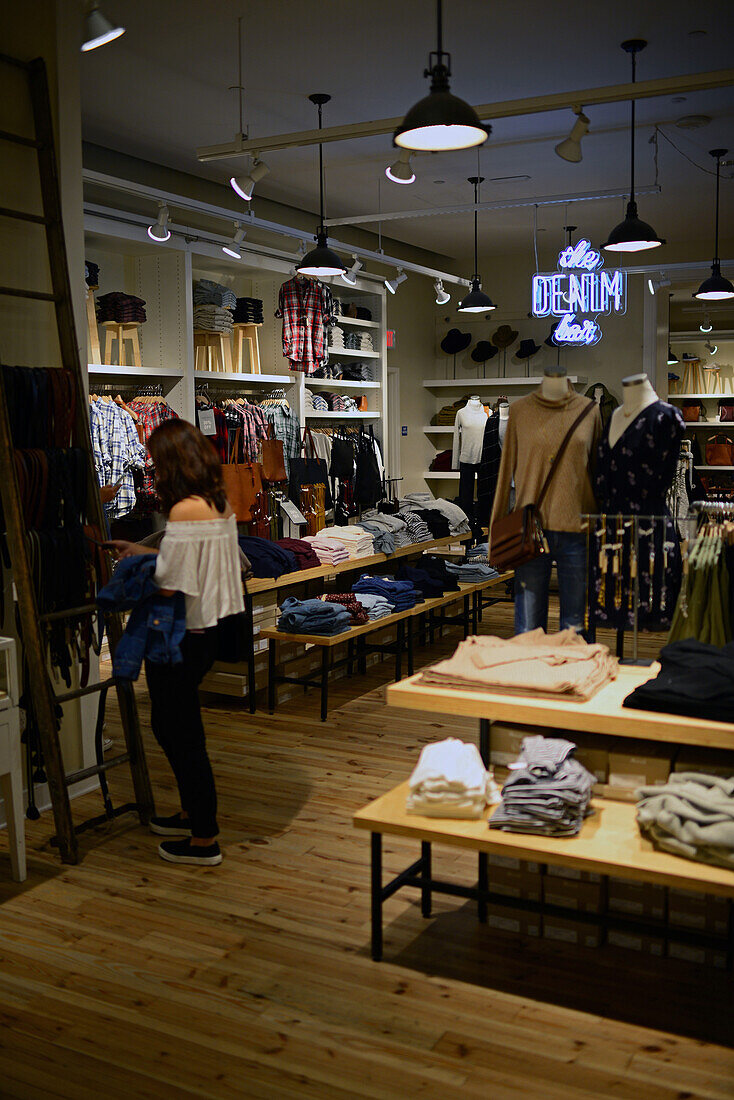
[531,239,627,346]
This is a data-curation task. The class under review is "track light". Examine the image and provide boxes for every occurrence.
[385,270,408,295]
[603,41,664,252]
[667,348,678,365]
[706,340,718,355]
[555,108,590,163]
[147,202,171,243]
[434,279,450,305]
[394,0,488,152]
[695,149,734,300]
[341,256,363,286]
[700,315,713,333]
[647,274,671,295]
[230,158,270,202]
[81,2,125,51]
[222,221,246,259]
[386,150,416,185]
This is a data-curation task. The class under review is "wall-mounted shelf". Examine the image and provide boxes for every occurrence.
[683,421,730,428]
[335,316,380,329]
[423,426,454,433]
[671,331,734,342]
[88,363,184,378]
[422,375,587,389]
[328,348,380,359]
[423,470,460,479]
[307,379,380,390]
[668,392,733,400]
[305,411,380,420]
[696,465,734,472]
[194,371,292,385]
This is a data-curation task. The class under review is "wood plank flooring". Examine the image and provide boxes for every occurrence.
[0,601,732,1098]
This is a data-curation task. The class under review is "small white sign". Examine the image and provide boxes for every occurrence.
[198,409,216,436]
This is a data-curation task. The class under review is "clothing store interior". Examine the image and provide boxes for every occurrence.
[1,2,734,1096]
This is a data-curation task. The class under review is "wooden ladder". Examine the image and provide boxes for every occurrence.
[0,52,154,863]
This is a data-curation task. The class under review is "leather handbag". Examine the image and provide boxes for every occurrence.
[288,427,332,508]
[222,428,262,522]
[705,433,734,466]
[489,401,596,571]
[356,395,368,412]
[718,402,734,423]
[681,400,702,423]
[259,423,287,483]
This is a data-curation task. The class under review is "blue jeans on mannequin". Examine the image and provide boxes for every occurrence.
[514,531,587,635]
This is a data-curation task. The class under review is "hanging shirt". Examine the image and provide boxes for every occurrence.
[275,275,336,375]
[263,403,301,477]
[127,400,180,514]
[91,399,147,519]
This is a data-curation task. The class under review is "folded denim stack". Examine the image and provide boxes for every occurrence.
[193,279,237,310]
[358,521,395,555]
[320,525,374,559]
[466,542,490,563]
[193,304,234,333]
[489,735,595,837]
[353,592,392,621]
[233,296,264,324]
[321,593,369,626]
[407,738,499,819]
[303,534,350,565]
[352,574,419,611]
[399,493,471,536]
[238,536,297,578]
[362,508,412,549]
[446,560,499,584]
[636,773,734,870]
[277,596,351,636]
[395,509,433,544]
[96,292,147,323]
[421,629,618,702]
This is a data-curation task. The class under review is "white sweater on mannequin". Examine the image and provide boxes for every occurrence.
[452,399,488,467]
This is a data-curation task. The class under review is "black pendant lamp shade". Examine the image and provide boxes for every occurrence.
[459,176,496,313]
[695,149,734,300]
[603,41,664,253]
[394,0,488,152]
[297,94,346,278]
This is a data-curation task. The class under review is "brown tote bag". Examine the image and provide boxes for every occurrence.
[705,434,734,467]
[490,402,596,572]
[259,423,287,483]
[222,427,262,521]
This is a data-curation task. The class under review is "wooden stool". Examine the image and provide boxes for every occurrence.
[102,322,142,368]
[703,364,723,394]
[233,323,261,373]
[86,285,101,364]
[681,356,705,394]
[194,330,233,373]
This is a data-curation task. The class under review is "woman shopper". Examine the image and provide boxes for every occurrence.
[109,419,244,866]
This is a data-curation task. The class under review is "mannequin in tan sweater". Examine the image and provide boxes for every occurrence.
[490,369,601,635]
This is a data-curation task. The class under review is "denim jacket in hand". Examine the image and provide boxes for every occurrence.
[97,554,186,680]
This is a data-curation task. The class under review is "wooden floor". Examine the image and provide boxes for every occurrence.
[0,602,732,1099]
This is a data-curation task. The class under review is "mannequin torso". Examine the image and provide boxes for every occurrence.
[607,374,659,447]
[541,371,570,402]
[452,397,488,466]
[498,401,509,446]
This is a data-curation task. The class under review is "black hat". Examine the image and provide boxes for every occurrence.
[544,322,559,347]
[440,328,472,355]
[491,324,518,349]
[471,340,499,363]
[516,339,542,359]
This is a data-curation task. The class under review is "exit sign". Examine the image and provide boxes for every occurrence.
[386,329,396,348]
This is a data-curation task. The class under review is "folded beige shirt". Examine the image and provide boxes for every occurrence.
[420,628,617,701]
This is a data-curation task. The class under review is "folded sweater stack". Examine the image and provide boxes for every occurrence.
[490,735,595,837]
[233,296,264,324]
[303,534,350,566]
[96,292,146,323]
[193,279,237,310]
[446,561,499,584]
[193,304,234,333]
[636,772,734,871]
[275,537,321,570]
[277,596,351,636]
[321,593,368,626]
[362,508,411,549]
[353,592,392,621]
[407,738,500,819]
[320,525,374,559]
[238,536,297,579]
[395,509,432,544]
[399,493,471,536]
[358,521,395,556]
[352,575,418,611]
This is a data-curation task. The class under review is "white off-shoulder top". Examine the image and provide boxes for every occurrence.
[154,514,244,629]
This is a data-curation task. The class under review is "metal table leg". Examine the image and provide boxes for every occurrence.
[421,841,432,917]
[463,594,470,638]
[358,634,367,675]
[407,616,414,676]
[479,717,491,767]
[395,620,404,681]
[246,592,257,714]
[478,853,488,923]
[347,639,355,677]
[371,831,383,961]
[472,591,479,634]
[268,639,276,713]
[320,646,329,722]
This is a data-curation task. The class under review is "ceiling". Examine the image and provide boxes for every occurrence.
[79,0,734,263]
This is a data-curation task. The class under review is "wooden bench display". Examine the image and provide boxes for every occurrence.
[350,667,734,962]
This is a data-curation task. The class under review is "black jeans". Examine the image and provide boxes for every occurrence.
[145,628,218,838]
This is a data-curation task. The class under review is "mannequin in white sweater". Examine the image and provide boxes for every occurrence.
[453,397,488,538]
[607,374,659,447]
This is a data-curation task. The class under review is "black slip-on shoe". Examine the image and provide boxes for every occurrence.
[150,812,192,837]
[158,839,222,866]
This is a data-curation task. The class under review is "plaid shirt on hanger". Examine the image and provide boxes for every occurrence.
[128,399,179,512]
[263,403,301,477]
[91,399,147,519]
[275,276,336,375]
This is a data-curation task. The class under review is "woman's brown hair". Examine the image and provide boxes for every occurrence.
[147,419,227,515]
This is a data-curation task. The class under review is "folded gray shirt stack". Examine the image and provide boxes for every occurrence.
[360,509,412,548]
[490,735,595,837]
[636,772,734,871]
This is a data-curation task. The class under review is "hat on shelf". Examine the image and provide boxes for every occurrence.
[544,321,560,347]
[681,352,699,361]
[516,338,542,359]
[491,324,518,349]
[471,340,499,363]
[440,328,472,355]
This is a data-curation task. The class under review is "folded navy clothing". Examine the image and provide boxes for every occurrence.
[352,574,419,609]
[238,536,298,579]
[396,564,445,598]
[418,554,460,592]
[416,509,451,539]
[277,596,351,635]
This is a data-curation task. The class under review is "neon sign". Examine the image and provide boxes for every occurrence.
[531,239,627,346]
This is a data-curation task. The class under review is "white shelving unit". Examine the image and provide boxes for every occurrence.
[194,370,291,386]
[422,375,587,389]
[422,470,460,480]
[307,378,380,390]
[334,315,380,329]
[89,364,184,379]
[305,411,379,420]
[328,348,381,359]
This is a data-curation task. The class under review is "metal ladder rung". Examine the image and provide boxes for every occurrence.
[41,603,100,622]
[65,752,131,786]
[0,128,41,149]
[0,285,59,302]
[0,205,49,225]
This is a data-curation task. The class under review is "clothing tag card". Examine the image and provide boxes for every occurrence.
[279,499,306,525]
[198,409,216,436]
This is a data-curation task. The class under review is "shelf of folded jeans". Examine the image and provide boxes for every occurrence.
[88,363,184,378]
[422,376,587,389]
[261,605,417,648]
[335,316,381,329]
[327,348,381,358]
[386,666,734,751]
[354,781,734,898]
[305,411,380,419]
[307,379,381,389]
[193,371,291,385]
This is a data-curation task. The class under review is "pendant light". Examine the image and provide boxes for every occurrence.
[297,95,346,278]
[667,348,678,365]
[694,149,734,300]
[394,0,488,152]
[81,2,125,51]
[603,40,664,253]
[458,176,496,313]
